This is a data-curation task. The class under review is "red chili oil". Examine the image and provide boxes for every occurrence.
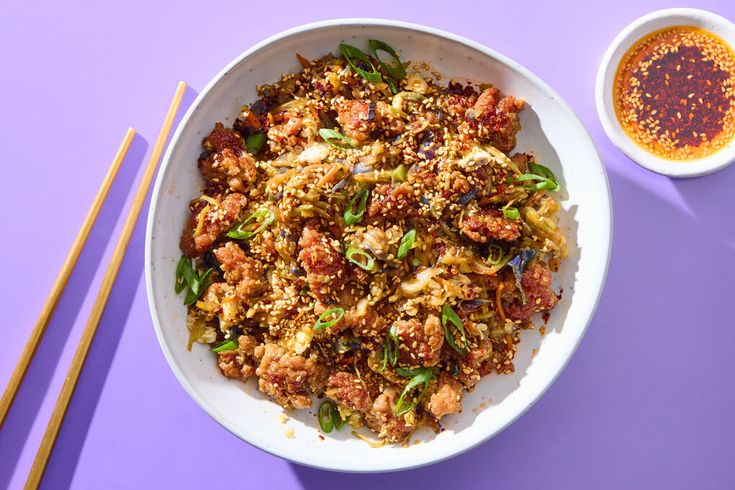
[614,26,735,160]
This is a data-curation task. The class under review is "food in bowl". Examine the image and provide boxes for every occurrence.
[613,26,735,160]
[174,39,568,443]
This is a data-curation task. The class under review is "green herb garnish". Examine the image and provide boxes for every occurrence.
[513,163,561,192]
[314,307,345,330]
[210,338,239,353]
[343,188,369,225]
[318,127,357,150]
[346,247,375,271]
[368,40,406,81]
[378,325,400,372]
[318,400,347,433]
[397,229,416,259]
[441,303,468,356]
[395,367,434,416]
[340,43,383,83]
[227,208,275,239]
[175,255,214,306]
[245,132,266,154]
[502,207,520,219]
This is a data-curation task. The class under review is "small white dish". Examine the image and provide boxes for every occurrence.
[145,19,612,472]
[596,8,735,178]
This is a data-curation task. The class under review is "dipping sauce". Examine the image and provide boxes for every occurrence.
[614,26,735,160]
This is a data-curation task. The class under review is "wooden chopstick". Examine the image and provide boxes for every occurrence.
[25,81,187,490]
[0,127,136,429]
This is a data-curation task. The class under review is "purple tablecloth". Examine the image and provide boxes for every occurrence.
[2,1,734,488]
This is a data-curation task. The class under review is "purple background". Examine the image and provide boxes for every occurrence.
[1,1,734,488]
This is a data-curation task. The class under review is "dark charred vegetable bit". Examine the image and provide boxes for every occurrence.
[397,229,416,259]
[175,255,214,306]
[417,130,437,160]
[395,367,434,416]
[318,400,346,433]
[502,207,521,219]
[441,303,468,356]
[343,188,369,225]
[333,335,361,354]
[318,128,357,150]
[368,39,406,92]
[227,209,275,240]
[245,132,266,154]
[339,43,383,84]
[345,247,375,271]
[367,102,377,122]
[378,325,399,372]
[211,338,239,353]
[457,188,478,205]
[314,307,345,330]
[250,97,276,115]
[512,163,560,192]
[507,249,538,304]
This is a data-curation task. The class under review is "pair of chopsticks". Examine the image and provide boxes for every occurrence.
[0,81,187,490]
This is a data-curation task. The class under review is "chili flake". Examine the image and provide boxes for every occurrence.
[614,26,735,160]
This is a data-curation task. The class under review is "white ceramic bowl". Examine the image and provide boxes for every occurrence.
[596,8,735,178]
[145,19,611,472]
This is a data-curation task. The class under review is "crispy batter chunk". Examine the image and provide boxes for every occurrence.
[335,99,379,142]
[213,242,266,299]
[367,182,416,219]
[505,261,559,321]
[297,225,346,301]
[198,148,257,192]
[180,193,248,258]
[203,122,244,153]
[472,88,525,153]
[365,387,412,442]
[394,315,443,367]
[427,374,463,419]
[459,208,522,243]
[253,343,318,409]
[325,372,372,412]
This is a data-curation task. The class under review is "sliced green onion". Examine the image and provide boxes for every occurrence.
[513,163,561,192]
[378,325,400,372]
[318,400,346,433]
[227,209,275,239]
[395,367,434,416]
[390,164,407,182]
[441,303,468,356]
[314,307,345,330]
[487,244,508,266]
[502,207,520,219]
[175,255,214,306]
[318,127,356,150]
[397,229,416,259]
[346,247,375,271]
[368,39,406,81]
[340,43,383,83]
[211,338,238,353]
[343,188,369,225]
[318,401,335,433]
[245,132,266,154]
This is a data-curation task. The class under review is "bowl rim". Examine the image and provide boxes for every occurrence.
[145,17,612,473]
[595,7,735,178]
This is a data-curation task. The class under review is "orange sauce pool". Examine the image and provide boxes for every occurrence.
[614,26,735,160]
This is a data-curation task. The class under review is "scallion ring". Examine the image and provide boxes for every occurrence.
[339,43,383,83]
[343,188,369,225]
[314,307,345,330]
[502,207,520,219]
[487,244,507,266]
[378,325,400,372]
[441,303,468,356]
[318,400,346,433]
[368,39,406,81]
[346,247,375,271]
[226,209,275,240]
[318,127,357,150]
[397,229,416,259]
[175,255,214,306]
[513,163,561,192]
